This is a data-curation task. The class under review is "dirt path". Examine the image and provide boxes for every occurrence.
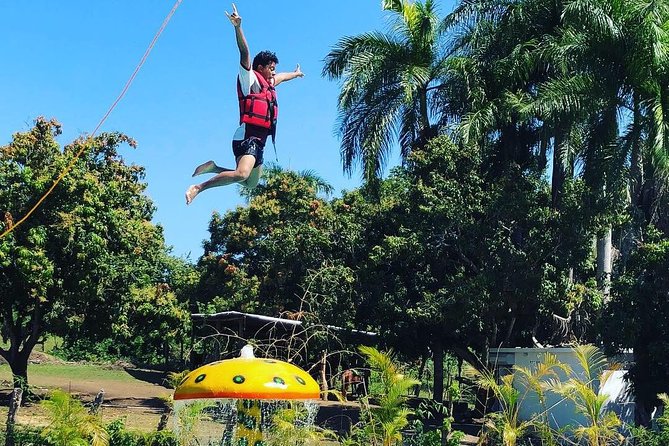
[27,372,172,402]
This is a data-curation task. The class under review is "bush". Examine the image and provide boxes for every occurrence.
[107,419,178,446]
[629,394,669,446]
[1,426,52,446]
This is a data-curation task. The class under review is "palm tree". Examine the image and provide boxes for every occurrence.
[444,0,669,293]
[620,0,669,232]
[353,346,419,446]
[322,0,451,183]
[547,345,624,446]
[476,352,565,446]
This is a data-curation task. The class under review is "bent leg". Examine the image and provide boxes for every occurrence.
[185,155,256,204]
[192,160,231,177]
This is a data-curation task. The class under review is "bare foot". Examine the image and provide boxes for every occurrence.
[185,185,200,205]
[192,160,220,176]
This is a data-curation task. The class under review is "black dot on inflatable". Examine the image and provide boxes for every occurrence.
[264,360,277,364]
[195,374,206,383]
[295,376,306,385]
[233,375,246,384]
[273,376,285,385]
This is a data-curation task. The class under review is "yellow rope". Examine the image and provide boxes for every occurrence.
[1,0,184,239]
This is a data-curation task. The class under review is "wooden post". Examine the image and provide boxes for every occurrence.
[320,350,328,400]
[89,389,105,415]
[5,388,23,446]
[157,408,172,431]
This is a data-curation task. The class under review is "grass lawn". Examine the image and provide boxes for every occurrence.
[0,362,139,385]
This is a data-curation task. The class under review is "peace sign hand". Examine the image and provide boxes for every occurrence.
[225,3,242,27]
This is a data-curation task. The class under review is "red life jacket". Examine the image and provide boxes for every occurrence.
[237,70,278,131]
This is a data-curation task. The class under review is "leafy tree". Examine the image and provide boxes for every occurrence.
[0,118,172,389]
[112,283,190,365]
[603,231,669,419]
[197,166,364,322]
[357,135,581,364]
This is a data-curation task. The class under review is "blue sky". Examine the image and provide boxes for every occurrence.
[1,1,456,260]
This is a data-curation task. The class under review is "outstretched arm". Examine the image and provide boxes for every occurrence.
[226,3,251,70]
[274,64,305,87]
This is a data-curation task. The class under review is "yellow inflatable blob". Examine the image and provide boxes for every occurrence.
[174,355,320,401]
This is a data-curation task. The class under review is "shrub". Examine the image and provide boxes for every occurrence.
[1,426,52,446]
[106,419,178,446]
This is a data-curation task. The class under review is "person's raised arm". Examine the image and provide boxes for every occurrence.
[274,64,305,87]
[225,3,251,70]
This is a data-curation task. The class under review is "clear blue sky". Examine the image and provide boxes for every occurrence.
[1,1,456,260]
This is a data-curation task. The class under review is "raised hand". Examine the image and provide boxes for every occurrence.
[225,3,241,27]
[294,64,305,77]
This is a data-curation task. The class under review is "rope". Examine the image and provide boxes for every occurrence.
[1,0,184,239]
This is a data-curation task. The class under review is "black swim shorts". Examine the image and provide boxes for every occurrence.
[232,137,264,168]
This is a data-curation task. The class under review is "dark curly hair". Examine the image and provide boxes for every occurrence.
[252,50,279,70]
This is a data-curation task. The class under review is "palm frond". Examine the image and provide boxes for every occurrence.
[562,0,622,42]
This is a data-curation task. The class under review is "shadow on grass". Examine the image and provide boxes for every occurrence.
[123,368,170,387]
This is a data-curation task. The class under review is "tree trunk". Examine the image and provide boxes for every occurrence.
[433,344,444,404]
[503,314,516,345]
[596,227,612,298]
[414,354,427,397]
[630,92,643,209]
[551,130,567,209]
[6,352,30,398]
[320,350,328,401]
[4,388,23,446]
[433,343,447,446]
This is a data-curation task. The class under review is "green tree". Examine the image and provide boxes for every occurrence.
[323,0,450,182]
[603,232,669,419]
[0,118,171,390]
[112,283,190,365]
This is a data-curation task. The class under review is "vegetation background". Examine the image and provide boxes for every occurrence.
[3,0,669,444]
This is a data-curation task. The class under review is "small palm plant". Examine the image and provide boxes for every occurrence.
[345,346,419,446]
[40,389,109,446]
[478,353,564,446]
[546,345,624,446]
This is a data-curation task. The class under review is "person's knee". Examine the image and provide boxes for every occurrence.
[233,167,252,182]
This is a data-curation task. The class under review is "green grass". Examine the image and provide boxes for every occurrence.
[0,363,138,384]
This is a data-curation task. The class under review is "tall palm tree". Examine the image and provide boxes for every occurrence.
[322,0,450,183]
[442,0,587,203]
[621,0,669,231]
[444,0,669,293]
